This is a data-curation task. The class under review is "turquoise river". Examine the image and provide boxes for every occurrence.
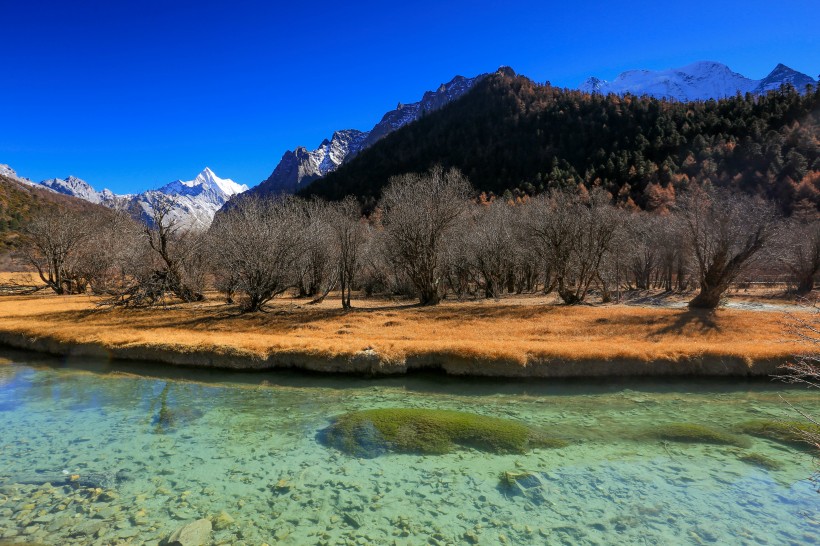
[0,349,818,545]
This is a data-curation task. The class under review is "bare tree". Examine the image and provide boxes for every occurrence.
[466,200,517,298]
[779,306,820,457]
[327,197,368,309]
[679,187,780,309]
[623,213,663,290]
[295,199,337,300]
[80,207,144,294]
[528,188,622,304]
[379,166,472,305]
[656,217,689,292]
[779,220,820,295]
[102,195,206,307]
[209,196,304,312]
[142,195,206,303]
[21,206,95,294]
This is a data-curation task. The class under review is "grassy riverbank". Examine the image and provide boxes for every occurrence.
[0,279,809,376]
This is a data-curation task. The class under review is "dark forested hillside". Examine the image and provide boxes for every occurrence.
[303,70,820,214]
[0,174,111,251]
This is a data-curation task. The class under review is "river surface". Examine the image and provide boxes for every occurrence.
[0,350,818,545]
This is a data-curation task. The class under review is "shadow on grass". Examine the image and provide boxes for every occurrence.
[650,308,721,336]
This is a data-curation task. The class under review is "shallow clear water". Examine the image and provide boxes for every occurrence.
[0,350,818,546]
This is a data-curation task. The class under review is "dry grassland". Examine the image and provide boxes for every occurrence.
[0,283,808,370]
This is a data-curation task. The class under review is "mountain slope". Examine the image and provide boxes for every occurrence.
[0,172,112,251]
[303,71,820,213]
[579,61,816,101]
[251,73,487,196]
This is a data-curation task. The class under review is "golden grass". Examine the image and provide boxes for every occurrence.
[0,289,807,366]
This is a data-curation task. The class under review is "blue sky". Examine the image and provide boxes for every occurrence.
[1,0,817,193]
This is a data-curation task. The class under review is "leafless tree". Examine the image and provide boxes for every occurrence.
[623,213,663,290]
[209,196,304,312]
[678,187,780,309]
[295,199,337,301]
[528,188,622,304]
[21,206,95,294]
[779,220,820,295]
[80,207,144,294]
[327,197,368,309]
[142,195,205,303]
[656,217,689,292]
[779,306,820,460]
[509,205,541,294]
[103,195,206,307]
[379,166,472,305]
[466,200,517,298]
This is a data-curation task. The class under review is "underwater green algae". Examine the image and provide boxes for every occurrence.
[737,419,820,450]
[648,423,749,447]
[321,408,566,457]
[738,452,784,471]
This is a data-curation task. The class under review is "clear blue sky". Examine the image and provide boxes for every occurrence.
[1,0,817,193]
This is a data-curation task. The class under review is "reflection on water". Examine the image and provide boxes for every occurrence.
[0,349,818,545]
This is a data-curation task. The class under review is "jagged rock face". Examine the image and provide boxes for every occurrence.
[255,73,487,196]
[580,61,816,101]
[260,130,368,195]
[38,176,118,205]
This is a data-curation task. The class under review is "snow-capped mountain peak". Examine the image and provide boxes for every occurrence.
[160,167,248,199]
[193,167,248,196]
[580,61,816,101]
[756,63,816,93]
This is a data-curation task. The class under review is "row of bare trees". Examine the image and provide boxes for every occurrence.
[19,167,819,311]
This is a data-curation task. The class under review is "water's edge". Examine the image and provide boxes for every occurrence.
[0,330,785,378]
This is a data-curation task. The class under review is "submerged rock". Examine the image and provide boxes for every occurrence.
[211,510,235,531]
[497,471,550,505]
[164,518,212,546]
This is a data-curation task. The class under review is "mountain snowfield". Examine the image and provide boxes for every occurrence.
[579,61,816,102]
[0,165,247,229]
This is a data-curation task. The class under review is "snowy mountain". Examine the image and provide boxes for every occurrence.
[755,63,817,93]
[128,167,248,229]
[580,61,816,101]
[6,165,246,229]
[0,164,43,188]
[255,72,488,195]
[38,176,118,205]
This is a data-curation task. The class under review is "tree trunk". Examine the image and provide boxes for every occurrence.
[688,282,729,309]
[796,274,815,295]
[419,287,441,306]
